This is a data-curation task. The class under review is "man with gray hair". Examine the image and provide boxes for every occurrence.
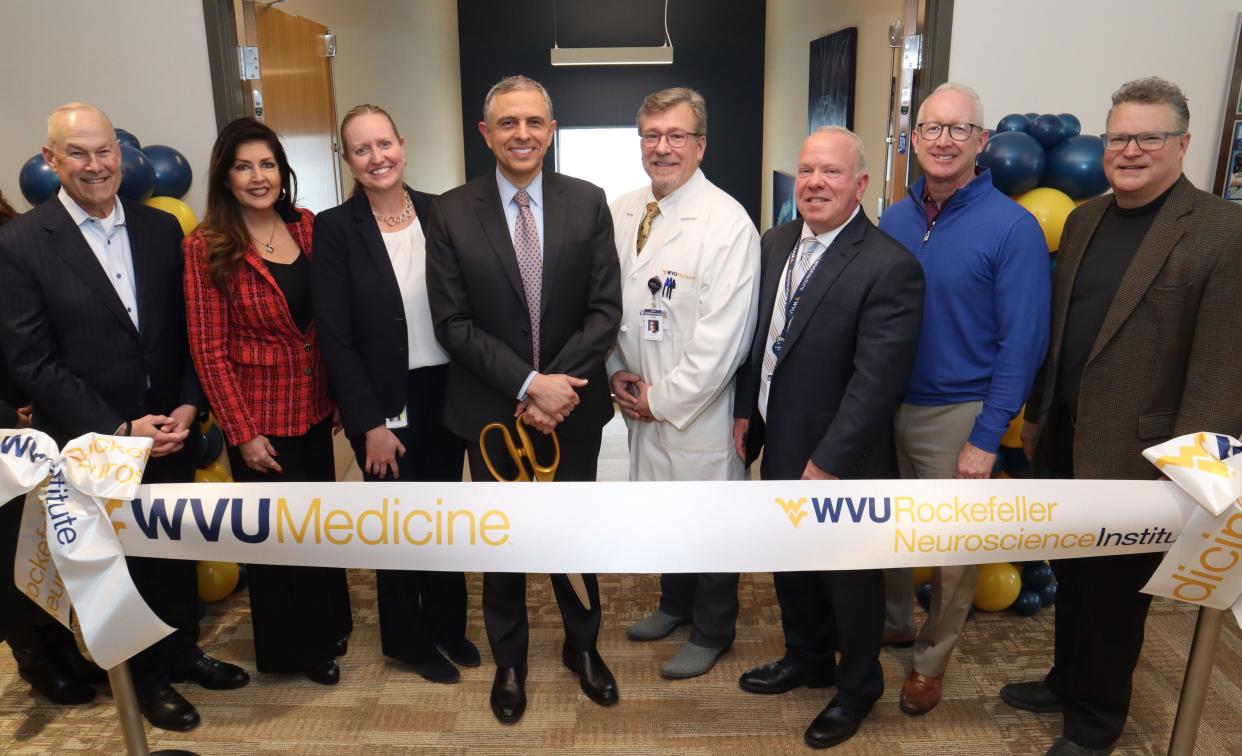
[610,87,760,679]
[733,127,924,748]
[1001,77,1242,755]
[877,81,1050,715]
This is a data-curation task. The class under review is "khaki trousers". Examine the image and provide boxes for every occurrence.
[884,401,983,678]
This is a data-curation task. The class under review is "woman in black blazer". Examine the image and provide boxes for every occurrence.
[311,105,476,683]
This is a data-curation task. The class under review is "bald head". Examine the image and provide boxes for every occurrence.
[46,102,116,151]
[42,102,122,218]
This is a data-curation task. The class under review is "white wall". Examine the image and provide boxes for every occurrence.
[278,0,465,194]
[950,0,1242,191]
[0,0,217,217]
[762,0,905,231]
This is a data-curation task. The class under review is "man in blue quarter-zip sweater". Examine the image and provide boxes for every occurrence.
[878,82,1050,716]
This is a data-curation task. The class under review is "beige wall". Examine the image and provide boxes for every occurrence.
[0,0,218,217]
[950,0,1242,192]
[278,0,465,194]
[762,0,904,231]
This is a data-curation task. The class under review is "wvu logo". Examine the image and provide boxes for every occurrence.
[1155,433,1232,478]
[104,499,126,535]
[775,497,809,528]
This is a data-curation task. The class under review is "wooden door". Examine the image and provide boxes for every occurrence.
[243,2,341,212]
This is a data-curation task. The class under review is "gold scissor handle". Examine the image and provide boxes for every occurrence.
[478,415,560,482]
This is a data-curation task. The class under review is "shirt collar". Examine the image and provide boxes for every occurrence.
[496,169,544,211]
[799,205,859,252]
[647,168,704,210]
[59,187,125,233]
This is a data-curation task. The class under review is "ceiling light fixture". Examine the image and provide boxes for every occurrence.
[550,0,674,66]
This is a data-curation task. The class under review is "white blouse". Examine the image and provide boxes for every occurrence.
[380,221,449,370]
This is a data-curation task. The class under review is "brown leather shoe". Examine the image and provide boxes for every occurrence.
[899,670,943,715]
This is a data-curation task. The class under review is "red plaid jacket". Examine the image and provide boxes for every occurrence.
[183,208,333,446]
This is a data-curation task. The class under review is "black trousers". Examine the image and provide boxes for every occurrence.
[2,492,81,666]
[467,424,602,669]
[227,418,352,673]
[658,572,739,649]
[349,365,468,664]
[127,446,206,695]
[772,569,885,713]
[1044,412,1163,749]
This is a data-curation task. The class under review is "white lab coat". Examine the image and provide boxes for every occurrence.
[607,169,760,482]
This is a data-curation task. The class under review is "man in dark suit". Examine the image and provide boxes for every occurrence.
[732,127,924,749]
[1000,78,1242,756]
[425,76,622,725]
[0,103,248,731]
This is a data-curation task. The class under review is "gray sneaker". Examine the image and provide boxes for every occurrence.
[626,609,689,641]
[661,642,728,679]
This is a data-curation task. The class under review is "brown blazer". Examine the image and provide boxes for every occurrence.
[1025,175,1242,480]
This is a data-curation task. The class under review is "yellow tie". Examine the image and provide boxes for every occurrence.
[636,202,661,255]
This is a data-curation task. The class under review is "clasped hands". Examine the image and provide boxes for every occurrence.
[517,372,588,434]
[609,370,655,423]
[127,404,198,458]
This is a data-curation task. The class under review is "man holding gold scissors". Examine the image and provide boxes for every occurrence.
[426,75,622,725]
[608,87,760,679]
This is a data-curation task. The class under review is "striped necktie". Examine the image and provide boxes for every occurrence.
[513,189,542,369]
[758,237,820,420]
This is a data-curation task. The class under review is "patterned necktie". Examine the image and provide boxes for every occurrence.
[636,201,661,255]
[513,189,542,370]
[758,237,820,420]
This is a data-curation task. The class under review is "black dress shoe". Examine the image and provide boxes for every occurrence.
[490,666,527,724]
[1000,680,1065,713]
[17,662,97,705]
[138,685,201,732]
[561,645,618,706]
[804,700,865,749]
[335,636,349,657]
[739,658,834,695]
[48,644,109,685]
[1045,736,1112,755]
[172,653,250,690]
[411,653,460,684]
[440,637,481,667]
[305,658,340,685]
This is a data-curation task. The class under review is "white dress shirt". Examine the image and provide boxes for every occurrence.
[58,188,139,330]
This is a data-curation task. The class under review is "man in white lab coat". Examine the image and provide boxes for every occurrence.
[609,87,760,679]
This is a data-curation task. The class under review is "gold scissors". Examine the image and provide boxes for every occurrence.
[478,415,589,609]
[479,414,560,482]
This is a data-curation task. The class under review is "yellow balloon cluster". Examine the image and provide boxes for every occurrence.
[196,560,240,602]
[974,562,1022,611]
[144,195,198,236]
[1015,187,1076,252]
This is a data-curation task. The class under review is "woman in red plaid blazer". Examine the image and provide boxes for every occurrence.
[183,118,350,685]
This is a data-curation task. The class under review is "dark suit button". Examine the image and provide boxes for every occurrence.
[394,317,404,323]
[398,346,406,352]
[303,342,311,351]
[304,367,313,376]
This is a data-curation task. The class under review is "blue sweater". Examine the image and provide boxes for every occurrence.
[878,170,1050,453]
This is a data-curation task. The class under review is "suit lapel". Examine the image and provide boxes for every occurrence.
[752,222,799,367]
[474,176,529,308]
[351,191,405,315]
[44,201,138,336]
[776,211,867,366]
[1087,177,1193,365]
[540,173,567,319]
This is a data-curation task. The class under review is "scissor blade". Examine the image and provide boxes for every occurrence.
[567,574,591,610]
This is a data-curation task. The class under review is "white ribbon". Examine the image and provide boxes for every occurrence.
[1,429,173,669]
[1142,432,1242,627]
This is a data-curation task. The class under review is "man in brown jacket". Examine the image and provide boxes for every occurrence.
[999,77,1242,755]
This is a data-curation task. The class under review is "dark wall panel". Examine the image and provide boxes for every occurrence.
[457,0,766,225]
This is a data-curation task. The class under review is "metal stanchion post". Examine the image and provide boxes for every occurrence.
[107,661,198,756]
[1168,606,1226,756]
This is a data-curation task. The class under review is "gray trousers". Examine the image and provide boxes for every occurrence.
[884,401,983,678]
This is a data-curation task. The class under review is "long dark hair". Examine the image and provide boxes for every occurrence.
[0,191,17,227]
[200,118,298,291]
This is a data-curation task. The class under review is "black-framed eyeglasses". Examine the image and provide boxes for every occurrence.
[915,122,982,141]
[639,131,703,148]
[1100,131,1185,151]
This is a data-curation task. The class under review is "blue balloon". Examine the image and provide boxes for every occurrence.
[996,114,1032,133]
[1043,135,1109,199]
[118,144,155,201]
[1058,113,1082,139]
[18,154,60,206]
[1012,587,1042,616]
[1039,581,1057,607]
[115,128,141,150]
[1024,112,1040,121]
[916,581,933,612]
[143,145,193,199]
[978,131,1046,195]
[1021,562,1055,590]
[1029,114,1067,149]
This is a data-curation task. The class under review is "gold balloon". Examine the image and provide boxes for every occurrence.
[194,466,227,483]
[913,566,933,585]
[1001,406,1025,449]
[1015,187,1076,252]
[196,561,239,602]
[205,460,231,481]
[974,562,1022,611]
[144,195,198,236]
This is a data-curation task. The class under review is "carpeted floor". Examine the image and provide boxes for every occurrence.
[2,415,1240,754]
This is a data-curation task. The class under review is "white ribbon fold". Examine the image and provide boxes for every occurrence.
[1,429,173,669]
[1142,432,1242,626]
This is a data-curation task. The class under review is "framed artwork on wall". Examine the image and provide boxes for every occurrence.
[1213,14,1242,200]
[808,27,857,133]
[772,170,798,226]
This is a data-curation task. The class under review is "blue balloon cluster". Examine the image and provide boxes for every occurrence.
[1011,561,1057,617]
[978,112,1108,199]
[17,127,192,207]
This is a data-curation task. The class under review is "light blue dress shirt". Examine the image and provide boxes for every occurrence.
[495,169,546,398]
[58,188,140,331]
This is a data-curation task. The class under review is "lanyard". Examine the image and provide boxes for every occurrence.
[780,241,824,335]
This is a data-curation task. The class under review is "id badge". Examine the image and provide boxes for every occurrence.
[385,406,409,430]
[640,308,665,342]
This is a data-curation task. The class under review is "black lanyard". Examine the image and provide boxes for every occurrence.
[771,240,823,356]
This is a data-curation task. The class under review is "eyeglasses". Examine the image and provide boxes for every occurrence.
[1100,131,1185,151]
[915,122,982,141]
[640,131,703,148]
